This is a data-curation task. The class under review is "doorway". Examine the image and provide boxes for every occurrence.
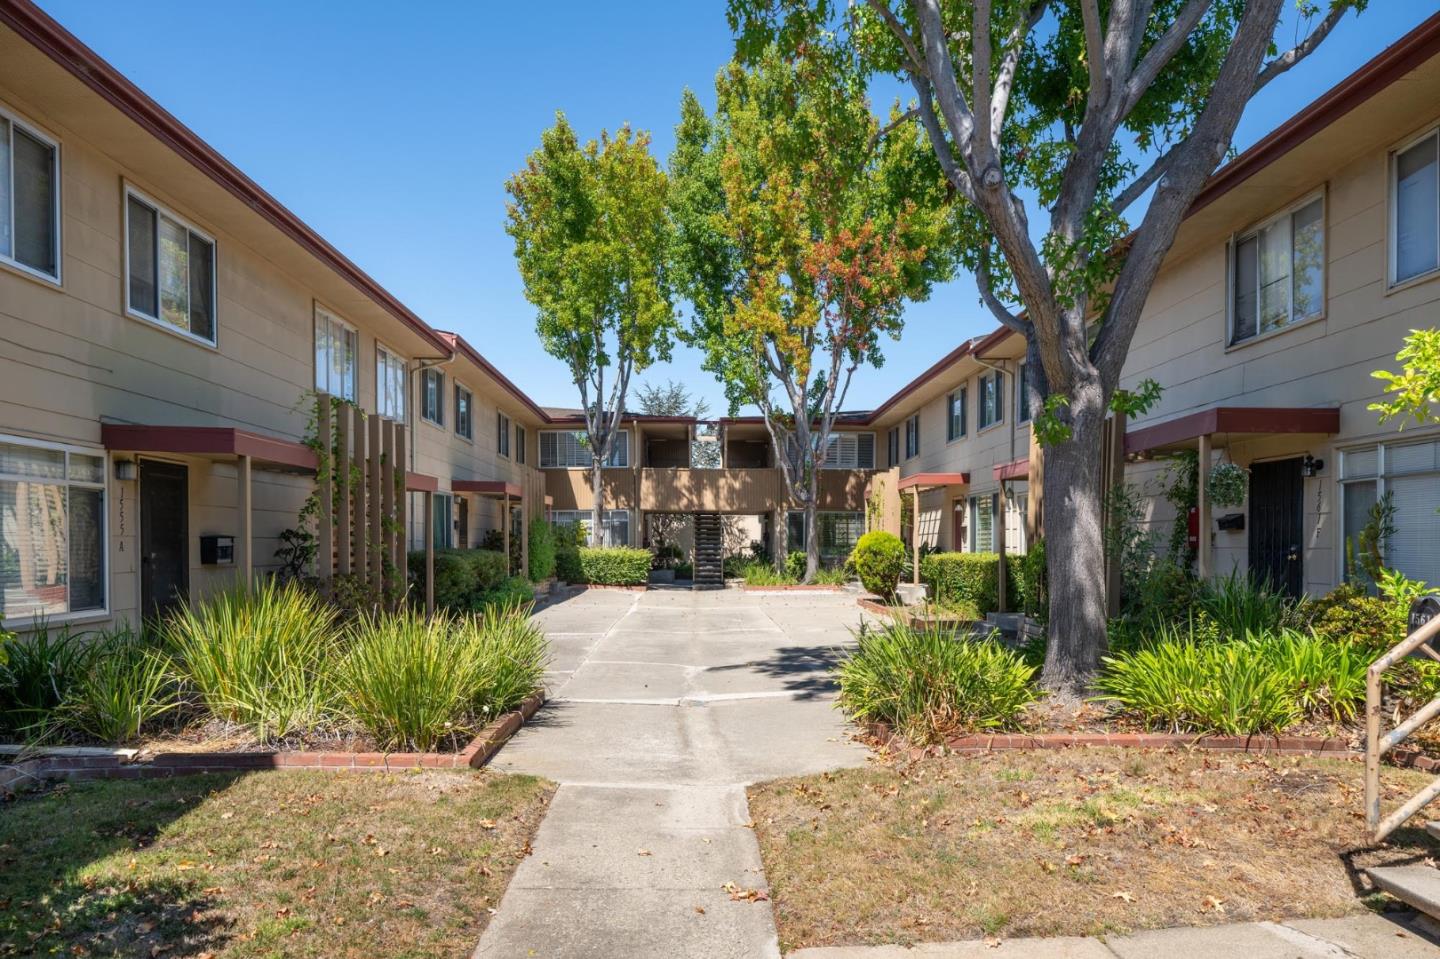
[140,459,189,618]
[1248,457,1304,597]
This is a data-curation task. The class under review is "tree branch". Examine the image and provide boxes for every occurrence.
[1112,143,1177,213]
[990,1,1048,144]
[1253,4,1348,95]
[909,73,977,202]
[1119,0,1213,121]
[977,245,1032,337]
[868,106,919,154]
[973,0,996,158]
[1079,0,1109,111]
[866,0,928,78]
[913,0,978,156]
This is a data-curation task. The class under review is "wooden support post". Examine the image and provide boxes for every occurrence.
[368,413,382,593]
[996,481,1007,612]
[394,424,407,611]
[1198,432,1212,582]
[424,488,435,616]
[520,488,530,580]
[911,486,921,586]
[380,421,396,605]
[351,405,366,591]
[336,409,351,577]
[238,454,252,587]
[317,399,333,587]
[1026,428,1044,545]
[502,494,511,575]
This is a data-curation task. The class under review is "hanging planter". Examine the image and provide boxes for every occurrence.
[1207,462,1249,509]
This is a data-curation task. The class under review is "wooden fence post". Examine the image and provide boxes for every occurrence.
[317,398,333,589]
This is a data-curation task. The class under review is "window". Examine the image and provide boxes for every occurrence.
[969,493,998,552]
[125,188,215,344]
[420,369,444,426]
[1393,130,1440,284]
[786,511,864,562]
[979,371,1004,429]
[497,412,511,457]
[904,414,920,460]
[1340,439,1440,586]
[515,424,526,465]
[551,508,630,546]
[431,492,454,549]
[947,388,967,441]
[887,427,900,467]
[0,107,59,281]
[1230,194,1324,343]
[1,438,106,623]
[455,385,473,440]
[822,433,875,469]
[376,346,406,420]
[314,307,357,401]
[539,430,629,468]
[1017,363,1031,423]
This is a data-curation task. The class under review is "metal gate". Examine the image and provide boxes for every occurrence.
[1248,457,1304,596]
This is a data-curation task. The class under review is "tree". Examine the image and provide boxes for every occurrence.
[637,379,722,468]
[729,0,1361,691]
[1373,329,1440,429]
[669,44,959,581]
[506,115,676,545]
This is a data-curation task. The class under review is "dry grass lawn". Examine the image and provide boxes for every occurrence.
[0,769,552,958]
[748,748,1440,950]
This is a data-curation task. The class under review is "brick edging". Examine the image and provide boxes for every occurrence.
[742,584,849,592]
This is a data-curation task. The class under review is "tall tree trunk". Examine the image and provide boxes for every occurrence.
[590,463,604,547]
[803,497,820,584]
[773,505,788,572]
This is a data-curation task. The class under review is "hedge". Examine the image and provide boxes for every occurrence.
[851,530,906,599]
[553,522,585,583]
[577,547,652,586]
[528,516,557,582]
[919,552,1012,614]
[406,548,509,611]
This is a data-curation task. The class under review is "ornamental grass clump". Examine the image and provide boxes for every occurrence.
[162,579,338,742]
[58,625,177,745]
[836,619,1038,743]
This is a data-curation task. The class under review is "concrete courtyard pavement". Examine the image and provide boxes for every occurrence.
[474,587,874,959]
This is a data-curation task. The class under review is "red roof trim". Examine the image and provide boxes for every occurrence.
[992,457,1028,481]
[405,471,439,493]
[0,0,453,358]
[1125,406,1341,455]
[453,479,523,498]
[100,424,317,471]
[897,471,970,491]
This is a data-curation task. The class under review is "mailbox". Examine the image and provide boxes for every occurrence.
[1410,595,1440,645]
[200,534,234,566]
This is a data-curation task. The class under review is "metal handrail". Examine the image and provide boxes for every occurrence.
[1366,612,1440,842]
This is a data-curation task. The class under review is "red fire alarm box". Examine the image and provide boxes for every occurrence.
[1187,507,1199,551]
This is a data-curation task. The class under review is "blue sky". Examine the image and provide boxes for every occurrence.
[36,1,1439,416]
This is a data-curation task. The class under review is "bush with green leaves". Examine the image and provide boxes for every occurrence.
[1010,541,1047,622]
[1196,570,1310,636]
[57,625,177,745]
[479,576,534,609]
[407,549,510,612]
[528,516,557,581]
[162,579,339,742]
[851,531,906,599]
[836,619,1038,743]
[578,547,652,585]
[553,522,585,583]
[919,552,1009,614]
[1310,582,1403,653]
[0,621,93,737]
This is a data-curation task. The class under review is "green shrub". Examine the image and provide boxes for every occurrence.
[58,625,177,745]
[1197,570,1309,636]
[162,579,338,741]
[836,620,1038,743]
[736,560,794,586]
[785,551,806,580]
[674,562,694,580]
[1010,541,1047,621]
[554,522,584,583]
[920,552,1007,613]
[578,547,652,585]
[468,601,549,719]
[406,549,510,612]
[479,576,534,609]
[0,621,92,736]
[851,531,906,599]
[1311,584,1403,653]
[528,517,556,582]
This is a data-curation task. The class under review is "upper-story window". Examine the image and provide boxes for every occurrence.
[887,427,900,467]
[979,371,1004,429]
[822,432,874,469]
[1393,130,1440,285]
[947,388,967,441]
[420,368,444,426]
[540,430,628,468]
[497,412,511,457]
[376,345,406,420]
[314,306,357,401]
[125,187,216,345]
[0,107,60,282]
[1017,363,1031,423]
[1230,193,1324,344]
[455,384,473,440]
[515,424,527,465]
[904,414,920,460]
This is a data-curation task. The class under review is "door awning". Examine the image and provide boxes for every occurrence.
[897,471,970,492]
[453,479,524,498]
[1125,406,1340,456]
[102,424,317,471]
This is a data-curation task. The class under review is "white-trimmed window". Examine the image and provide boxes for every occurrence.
[822,432,874,469]
[1393,129,1440,285]
[420,369,444,426]
[432,491,454,549]
[551,508,630,546]
[947,388,967,441]
[786,510,864,562]
[0,106,60,282]
[887,427,900,466]
[515,424,526,465]
[1340,438,1440,586]
[968,492,997,552]
[314,306,357,401]
[1,437,106,623]
[376,346,406,420]
[979,371,1004,429]
[540,430,629,469]
[1230,193,1324,344]
[904,414,920,460]
[455,385,473,440]
[497,412,511,457]
[125,187,216,345]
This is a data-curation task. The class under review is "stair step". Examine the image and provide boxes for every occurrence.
[1368,865,1440,919]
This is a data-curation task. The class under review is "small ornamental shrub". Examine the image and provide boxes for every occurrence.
[785,551,806,581]
[1196,570,1309,636]
[553,523,584,583]
[851,531,906,599]
[58,625,177,745]
[528,517,557,582]
[0,621,92,736]
[920,552,1008,614]
[479,576,534,609]
[407,549,509,612]
[1011,541,1048,622]
[1310,583,1403,653]
[836,619,1038,743]
[578,547,652,585]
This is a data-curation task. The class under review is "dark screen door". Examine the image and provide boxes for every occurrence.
[1248,457,1304,597]
[140,460,188,618]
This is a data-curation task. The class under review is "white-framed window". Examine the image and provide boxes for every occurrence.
[968,492,997,552]
[1392,128,1440,285]
[1,436,106,624]
[314,306,357,401]
[420,368,444,426]
[1017,363,1031,423]
[515,424,526,465]
[947,388,967,441]
[1340,438,1440,586]
[0,105,60,282]
[455,385,473,440]
[904,414,920,460]
[497,412,511,457]
[539,430,629,469]
[1229,192,1324,344]
[431,491,454,549]
[979,371,1004,430]
[551,508,630,546]
[822,432,874,469]
[124,186,216,345]
[376,345,406,421]
[887,427,900,467]
[786,510,864,562]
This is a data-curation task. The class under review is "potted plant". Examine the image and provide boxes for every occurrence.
[1207,462,1248,509]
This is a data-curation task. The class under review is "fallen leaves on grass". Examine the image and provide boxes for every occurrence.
[723,881,770,902]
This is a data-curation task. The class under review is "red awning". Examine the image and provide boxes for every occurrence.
[453,479,523,498]
[897,471,970,492]
[102,424,317,471]
[992,457,1028,481]
[405,472,438,493]
[1125,406,1341,455]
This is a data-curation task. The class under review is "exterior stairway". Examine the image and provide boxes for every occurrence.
[692,512,724,590]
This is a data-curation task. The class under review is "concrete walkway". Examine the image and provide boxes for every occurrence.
[474,587,872,958]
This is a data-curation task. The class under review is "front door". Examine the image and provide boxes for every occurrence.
[140,460,188,619]
[1248,457,1304,597]
[456,497,469,549]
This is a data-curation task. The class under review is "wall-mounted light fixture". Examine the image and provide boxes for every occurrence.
[1301,454,1324,478]
[114,459,137,482]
